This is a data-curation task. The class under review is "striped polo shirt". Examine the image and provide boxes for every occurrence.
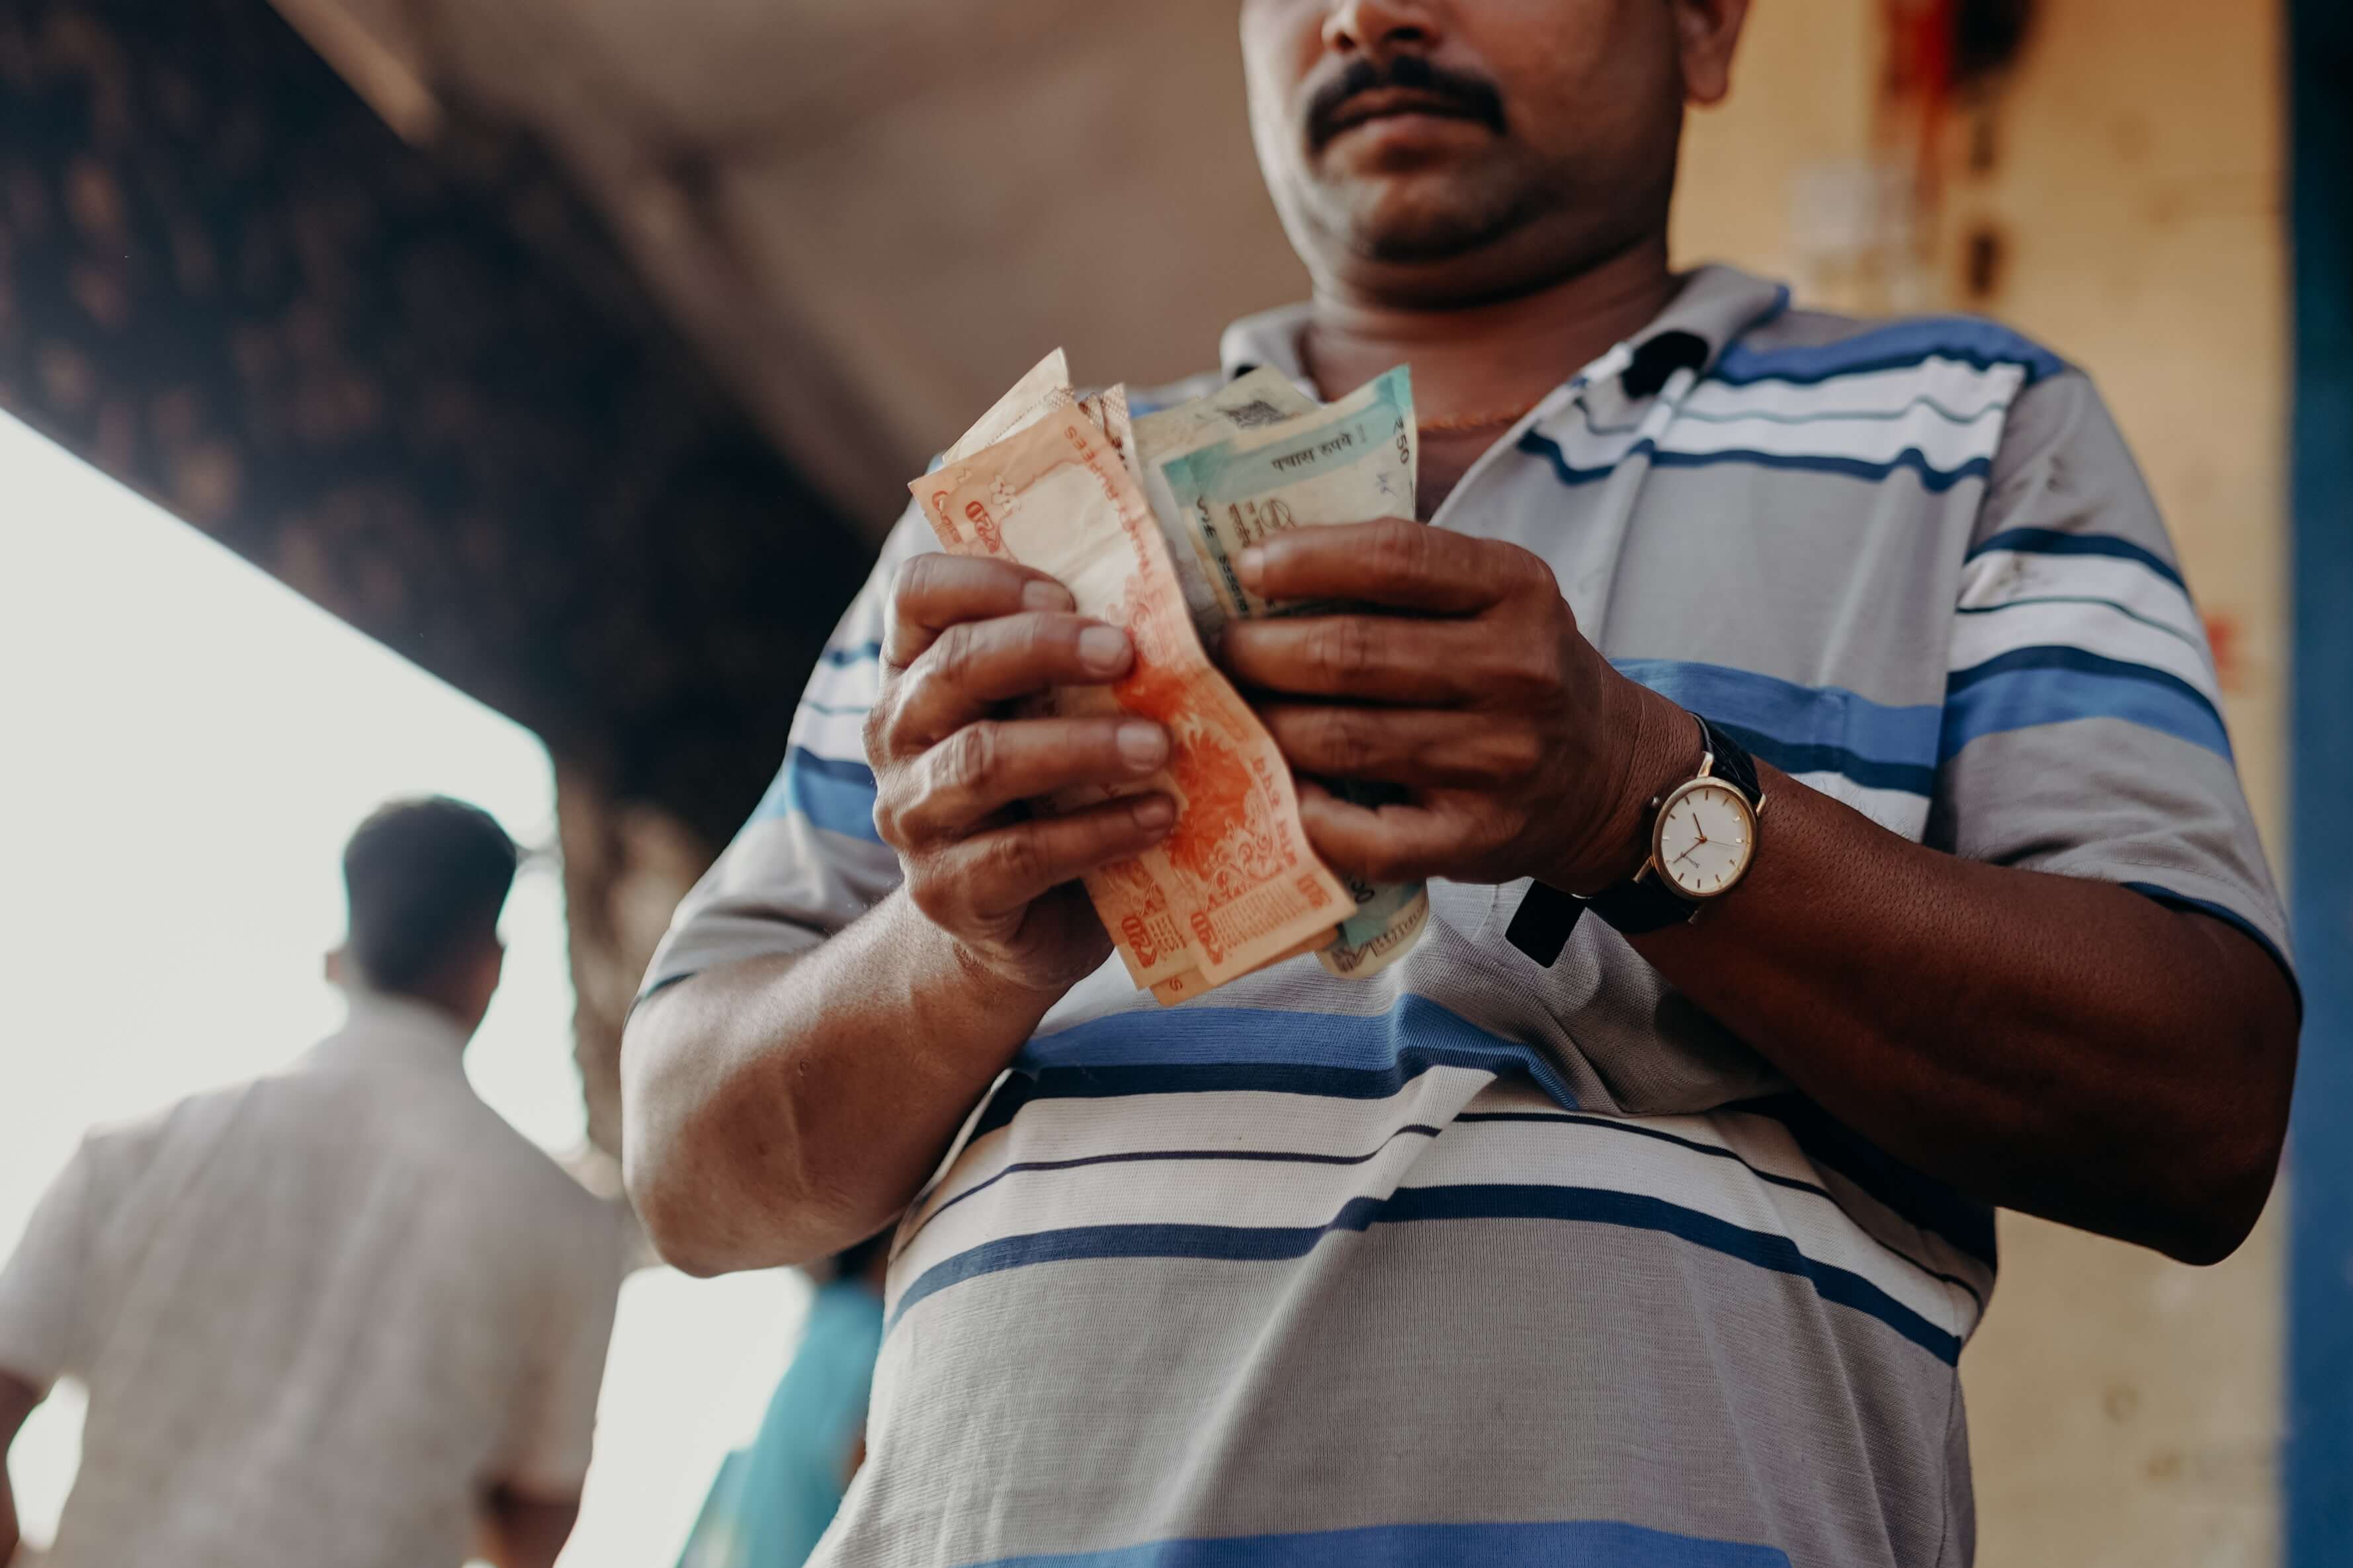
[642,265,2292,1568]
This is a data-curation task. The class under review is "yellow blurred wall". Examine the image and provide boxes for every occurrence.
[1674,3,2290,1563]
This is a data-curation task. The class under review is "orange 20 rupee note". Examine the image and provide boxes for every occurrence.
[913,406,1351,994]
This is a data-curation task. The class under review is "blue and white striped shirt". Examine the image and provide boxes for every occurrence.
[644,266,2291,1568]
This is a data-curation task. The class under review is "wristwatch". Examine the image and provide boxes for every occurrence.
[1583,714,1766,935]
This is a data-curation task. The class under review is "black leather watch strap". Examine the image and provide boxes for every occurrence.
[1582,865,1699,935]
[1695,716,1762,808]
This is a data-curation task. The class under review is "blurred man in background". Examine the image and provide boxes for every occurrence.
[0,797,621,1568]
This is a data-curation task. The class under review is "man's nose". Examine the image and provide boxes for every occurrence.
[1322,0,1446,59]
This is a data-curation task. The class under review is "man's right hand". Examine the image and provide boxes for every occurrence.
[865,554,1175,994]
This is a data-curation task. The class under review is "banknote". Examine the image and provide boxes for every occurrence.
[1149,367,1430,980]
[1129,367,1320,636]
[1318,874,1432,977]
[912,404,1353,991]
[1078,383,1132,457]
[1131,365,1317,454]
[945,349,1076,464]
[1154,365,1417,623]
[1148,927,1332,1007]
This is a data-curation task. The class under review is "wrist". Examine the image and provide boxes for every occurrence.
[882,887,1074,1022]
[1559,680,1701,895]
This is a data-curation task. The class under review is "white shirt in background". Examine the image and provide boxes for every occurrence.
[0,991,624,1568]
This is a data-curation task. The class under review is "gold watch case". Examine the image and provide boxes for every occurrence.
[1641,748,1765,905]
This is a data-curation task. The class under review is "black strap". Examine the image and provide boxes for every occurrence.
[1697,716,1762,805]
[1503,880,1588,964]
[1503,715,1762,962]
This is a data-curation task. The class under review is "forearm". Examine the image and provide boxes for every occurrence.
[622,891,1061,1275]
[1636,762,2297,1261]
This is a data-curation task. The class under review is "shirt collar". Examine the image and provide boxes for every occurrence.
[310,986,473,1077]
[1216,300,1316,386]
[1627,263,1792,382]
[1214,264,1791,400]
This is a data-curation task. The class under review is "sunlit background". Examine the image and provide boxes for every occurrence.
[0,0,2344,1560]
[0,411,807,1567]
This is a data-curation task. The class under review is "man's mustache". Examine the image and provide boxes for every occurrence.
[1305,54,1508,151]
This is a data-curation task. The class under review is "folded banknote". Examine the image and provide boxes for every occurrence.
[910,352,1433,1000]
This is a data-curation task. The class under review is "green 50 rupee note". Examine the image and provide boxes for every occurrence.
[1153,366,1430,981]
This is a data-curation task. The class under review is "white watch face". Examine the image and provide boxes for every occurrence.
[1656,780,1755,898]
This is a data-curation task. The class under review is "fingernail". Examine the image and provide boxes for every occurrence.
[1132,795,1176,831]
[1236,547,1265,589]
[1080,625,1131,673]
[1117,721,1169,770]
[1023,579,1076,613]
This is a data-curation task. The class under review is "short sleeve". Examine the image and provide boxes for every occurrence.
[1931,369,2295,994]
[495,1214,624,1499]
[638,509,939,1004]
[0,1141,98,1390]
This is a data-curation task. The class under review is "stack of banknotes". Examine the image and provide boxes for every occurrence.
[910,351,1431,1004]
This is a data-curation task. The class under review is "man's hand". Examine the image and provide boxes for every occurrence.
[867,553,1176,992]
[1219,519,1688,893]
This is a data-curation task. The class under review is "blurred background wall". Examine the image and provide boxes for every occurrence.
[0,0,2341,1561]
[1682,4,2298,1562]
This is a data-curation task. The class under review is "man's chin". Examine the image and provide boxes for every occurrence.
[1321,178,1531,267]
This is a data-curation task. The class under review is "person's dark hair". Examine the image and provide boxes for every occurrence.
[341,797,519,994]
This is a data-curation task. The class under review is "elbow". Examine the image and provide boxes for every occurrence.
[620,1145,736,1280]
[619,1005,766,1278]
[2145,1034,2295,1268]
[2141,917,2302,1268]
[619,998,838,1278]
[628,1166,845,1280]
[622,1117,827,1278]
[2149,1116,2287,1267]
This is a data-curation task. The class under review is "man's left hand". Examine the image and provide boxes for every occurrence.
[1220,519,1693,893]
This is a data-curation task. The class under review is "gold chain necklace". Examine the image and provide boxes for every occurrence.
[1416,402,1540,436]
[1305,329,1538,438]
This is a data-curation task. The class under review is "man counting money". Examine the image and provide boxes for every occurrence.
[622,3,2299,1564]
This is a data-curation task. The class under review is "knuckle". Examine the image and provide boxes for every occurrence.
[986,830,1046,891]
[905,867,956,924]
[939,721,1000,796]
[868,787,904,847]
[1368,520,1428,586]
[1491,725,1547,778]
[889,554,941,620]
[931,619,979,676]
[1498,643,1560,699]
[897,658,953,725]
[1312,618,1381,683]
[861,696,897,764]
[1513,545,1561,598]
[1314,710,1374,773]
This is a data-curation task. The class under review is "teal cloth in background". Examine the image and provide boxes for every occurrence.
[677,1278,886,1568]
